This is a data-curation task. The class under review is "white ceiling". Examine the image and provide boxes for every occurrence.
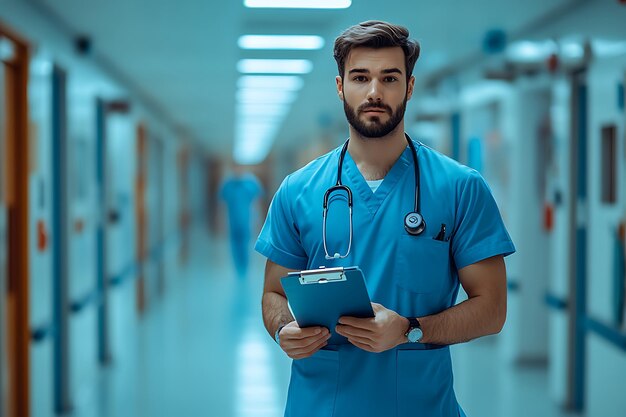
[32,0,581,157]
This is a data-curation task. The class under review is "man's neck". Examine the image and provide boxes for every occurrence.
[347,125,407,181]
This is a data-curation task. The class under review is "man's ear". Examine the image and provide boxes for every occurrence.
[336,76,344,101]
[406,75,415,101]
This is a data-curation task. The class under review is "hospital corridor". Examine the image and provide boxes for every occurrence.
[1,0,626,416]
[28,233,581,417]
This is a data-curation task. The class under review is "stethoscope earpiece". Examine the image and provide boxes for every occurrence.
[404,212,426,236]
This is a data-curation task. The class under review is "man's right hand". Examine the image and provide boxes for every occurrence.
[277,321,331,360]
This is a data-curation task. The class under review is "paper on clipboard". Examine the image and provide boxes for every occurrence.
[280,266,374,345]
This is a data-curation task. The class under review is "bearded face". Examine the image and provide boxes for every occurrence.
[342,95,407,139]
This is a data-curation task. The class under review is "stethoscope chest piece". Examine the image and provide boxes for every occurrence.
[404,211,425,235]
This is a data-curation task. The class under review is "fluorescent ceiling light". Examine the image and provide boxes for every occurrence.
[234,122,278,165]
[506,40,556,63]
[239,121,279,133]
[239,35,324,50]
[239,116,285,126]
[238,59,313,74]
[237,89,297,104]
[460,81,510,106]
[237,107,288,122]
[593,39,626,58]
[237,103,291,116]
[560,40,584,61]
[234,134,275,165]
[244,0,351,9]
[237,104,291,118]
[238,76,304,91]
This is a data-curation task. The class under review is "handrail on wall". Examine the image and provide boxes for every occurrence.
[31,234,178,343]
[545,292,626,352]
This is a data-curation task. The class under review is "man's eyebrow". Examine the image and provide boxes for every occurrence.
[347,68,403,75]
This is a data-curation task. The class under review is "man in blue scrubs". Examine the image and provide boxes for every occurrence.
[256,21,515,417]
[220,165,263,278]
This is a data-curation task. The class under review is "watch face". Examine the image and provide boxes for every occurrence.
[408,327,423,343]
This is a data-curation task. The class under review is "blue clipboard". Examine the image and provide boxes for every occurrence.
[280,266,374,345]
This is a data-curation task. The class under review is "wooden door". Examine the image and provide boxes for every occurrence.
[0,36,10,417]
[0,24,31,417]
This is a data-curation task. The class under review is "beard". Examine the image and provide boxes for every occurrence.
[343,95,407,139]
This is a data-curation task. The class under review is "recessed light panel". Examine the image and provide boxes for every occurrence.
[244,0,351,9]
[237,59,313,74]
[239,35,324,50]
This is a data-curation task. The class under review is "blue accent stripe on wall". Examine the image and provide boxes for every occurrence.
[577,84,587,200]
[573,81,588,412]
[585,317,626,351]
[95,98,111,366]
[31,323,56,343]
[69,290,102,313]
[545,293,568,310]
[613,235,625,326]
[574,228,587,411]
[451,112,461,162]
[109,263,138,287]
[507,280,520,292]
[51,64,72,414]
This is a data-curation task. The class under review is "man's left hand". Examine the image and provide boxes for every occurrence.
[335,303,408,352]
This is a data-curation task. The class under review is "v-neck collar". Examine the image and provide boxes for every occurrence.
[342,144,416,215]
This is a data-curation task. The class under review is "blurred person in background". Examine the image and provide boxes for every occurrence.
[255,20,515,417]
[219,163,263,279]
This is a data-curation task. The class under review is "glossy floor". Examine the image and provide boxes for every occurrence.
[51,234,579,417]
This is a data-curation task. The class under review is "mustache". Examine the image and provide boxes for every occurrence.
[358,103,392,113]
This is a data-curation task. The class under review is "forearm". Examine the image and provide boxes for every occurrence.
[262,291,295,337]
[418,294,506,345]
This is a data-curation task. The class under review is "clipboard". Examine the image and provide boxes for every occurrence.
[280,266,374,345]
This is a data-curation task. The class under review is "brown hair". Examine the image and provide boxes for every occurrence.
[333,20,421,81]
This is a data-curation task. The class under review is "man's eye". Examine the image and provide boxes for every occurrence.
[353,76,367,82]
[384,76,398,82]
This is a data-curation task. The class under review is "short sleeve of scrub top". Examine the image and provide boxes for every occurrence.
[451,170,515,270]
[255,176,308,270]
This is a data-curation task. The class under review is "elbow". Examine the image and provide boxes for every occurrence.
[491,301,507,335]
[492,314,506,335]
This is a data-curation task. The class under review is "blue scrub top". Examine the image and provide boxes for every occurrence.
[220,173,262,235]
[255,140,515,417]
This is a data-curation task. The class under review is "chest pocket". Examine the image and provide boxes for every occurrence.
[394,235,451,294]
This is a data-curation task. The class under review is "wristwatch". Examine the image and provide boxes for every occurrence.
[404,317,423,343]
[274,325,286,345]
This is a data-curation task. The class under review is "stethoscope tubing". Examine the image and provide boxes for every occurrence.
[322,134,422,260]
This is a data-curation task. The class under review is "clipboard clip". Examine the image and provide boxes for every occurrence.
[296,267,347,285]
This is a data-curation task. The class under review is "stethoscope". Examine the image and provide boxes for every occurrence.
[322,133,425,260]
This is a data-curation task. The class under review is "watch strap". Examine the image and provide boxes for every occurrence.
[404,317,421,337]
[274,324,286,345]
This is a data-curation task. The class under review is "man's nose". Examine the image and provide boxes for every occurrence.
[366,80,383,102]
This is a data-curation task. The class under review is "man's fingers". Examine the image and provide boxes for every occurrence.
[283,325,328,340]
[283,330,330,350]
[347,338,375,352]
[337,316,374,330]
[336,324,374,341]
[342,332,375,347]
[288,334,332,359]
